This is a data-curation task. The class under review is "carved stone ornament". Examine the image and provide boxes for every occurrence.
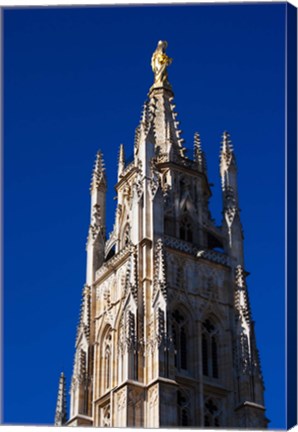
[149,159,160,198]
[101,403,111,427]
[148,385,158,408]
[117,388,127,410]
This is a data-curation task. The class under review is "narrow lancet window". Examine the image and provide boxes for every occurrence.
[172,309,189,372]
[202,319,219,379]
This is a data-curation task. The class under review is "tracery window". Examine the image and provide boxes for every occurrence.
[204,398,221,427]
[172,309,188,371]
[202,319,219,379]
[177,390,191,426]
[179,215,193,242]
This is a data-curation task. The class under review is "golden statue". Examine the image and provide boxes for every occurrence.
[151,40,172,85]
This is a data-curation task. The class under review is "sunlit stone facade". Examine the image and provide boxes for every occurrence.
[55,42,267,428]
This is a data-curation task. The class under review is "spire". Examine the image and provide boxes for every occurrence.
[118,143,125,179]
[90,150,106,192]
[135,41,186,161]
[54,372,67,426]
[193,132,207,173]
[219,131,238,207]
[219,131,243,256]
[75,284,91,345]
[220,131,236,189]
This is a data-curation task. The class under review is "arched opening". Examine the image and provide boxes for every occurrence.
[204,398,220,427]
[102,328,112,391]
[105,245,116,262]
[179,215,193,242]
[207,233,224,252]
[202,319,219,379]
[172,309,189,372]
[177,390,191,426]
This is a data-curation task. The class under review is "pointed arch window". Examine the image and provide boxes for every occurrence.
[179,215,193,242]
[202,319,219,379]
[204,398,221,427]
[172,309,189,371]
[103,329,112,390]
[127,311,137,380]
[177,390,191,426]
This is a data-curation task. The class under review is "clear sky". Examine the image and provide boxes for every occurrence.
[3,3,286,427]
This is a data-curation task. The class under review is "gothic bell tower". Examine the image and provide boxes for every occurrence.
[56,41,268,428]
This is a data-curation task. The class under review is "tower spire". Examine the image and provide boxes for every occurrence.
[220,132,243,261]
[86,150,107,284]
[220,131,236,192]
[54,372,67,426]
[139,41,186,161]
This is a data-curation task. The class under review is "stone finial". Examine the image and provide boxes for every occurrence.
[54,372,67,426]
[90,150,107,191]
[75,284,91,344]
[220,131,236,168]
[220,131,238,197]
[118,143,125,179]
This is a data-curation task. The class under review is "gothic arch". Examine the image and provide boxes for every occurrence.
[169,303,194,373]
[203,396,222,428]
[201,316,222,380]
[179,211,194,243]
[104,237,117,261]
[118,205,130,246]
[95,310,116,344]
[177,388,192,426]
[202,300,223,318]
[102,326,113,391]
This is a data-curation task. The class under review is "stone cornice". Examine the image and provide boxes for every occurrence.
[164,235,232,267]
[234,401,266,412]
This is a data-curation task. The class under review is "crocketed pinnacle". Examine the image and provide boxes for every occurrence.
[54,372,67,426]
[234,265,251,325]
[220,131,236,168]
[118,143,125,179]
[153,239,167,300]
[90,150,107,191]
[193,132,207,173]
[75,284,91,345]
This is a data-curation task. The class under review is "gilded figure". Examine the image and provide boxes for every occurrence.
[151,40,172,85]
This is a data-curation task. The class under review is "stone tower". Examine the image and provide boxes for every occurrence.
[56,41,267,428]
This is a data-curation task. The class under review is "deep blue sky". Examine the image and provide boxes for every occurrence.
[3,4,286,427]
